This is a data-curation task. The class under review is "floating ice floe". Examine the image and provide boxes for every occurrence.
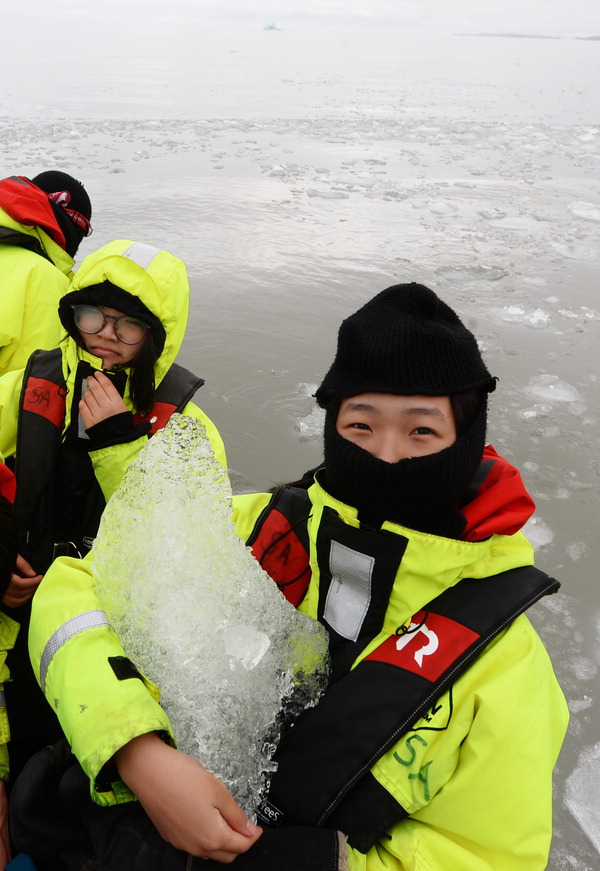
[568,696,593,714]
[557,306,600,323]
[306,189,350,199]
[517,403,552,422]
[523,515,554,549]
[296,405,325,440]
[567,201,600,222]
[566,541,588,562]
[500,305,551,328]
[551,242,597,260]
[427,199,458,215]
[526,375,582,403]
[487,216,539,231]
[434,264,508,281]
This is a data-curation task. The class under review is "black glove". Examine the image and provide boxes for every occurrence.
[85,411,151,449]
[9,740,95,869]
[198,826,342,871]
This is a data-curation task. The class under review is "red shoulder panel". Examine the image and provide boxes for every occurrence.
[22,376,66,429]
[365,610,480,683]
[133,401,177,434]
[0,464,16,504]
[250,508,311,606]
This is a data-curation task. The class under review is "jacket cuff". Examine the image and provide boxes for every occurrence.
[85,412,151,450]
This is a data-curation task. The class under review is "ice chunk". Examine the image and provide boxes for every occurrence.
[93,415,329,816]
[434,264,508,281]
[517,403,552,422]
[566,541,587,562]
[500,306,551,328]
[567,201,600,222]
[487,216,538,230]
[306,188,350,199]
[523,515,554,549]
[526,375,582,403]
[427,199,458,215]
[565,742,600,854]
[296,405,325,440]
[550,242,597,260]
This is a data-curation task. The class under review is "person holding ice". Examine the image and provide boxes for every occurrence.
[17,283,567,871]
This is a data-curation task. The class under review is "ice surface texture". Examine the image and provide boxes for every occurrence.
[565,743,600,854]
[93,415,329,815]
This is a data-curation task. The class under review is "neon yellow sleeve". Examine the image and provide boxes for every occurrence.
[29,556,174,806]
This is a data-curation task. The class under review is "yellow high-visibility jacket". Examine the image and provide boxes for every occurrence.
[0,205,73,377]
[29,455,568,871]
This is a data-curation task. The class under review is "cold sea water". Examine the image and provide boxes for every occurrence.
[2,5,599,868]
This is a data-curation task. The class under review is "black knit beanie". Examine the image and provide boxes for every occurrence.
[317,283,497,537]
[59,282,166,357]
[32,171,92,258]
[315,282,496,408]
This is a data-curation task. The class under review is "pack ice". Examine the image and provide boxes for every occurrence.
[93,415,329,815]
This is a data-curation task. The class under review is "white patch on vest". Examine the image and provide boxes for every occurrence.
[122,242,161,269]
[78,379,90,439]
[77,412,90,440]
[324,540,373,641]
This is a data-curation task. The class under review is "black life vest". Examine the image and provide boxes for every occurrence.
[247,486,560,853]
[14,347,204,569]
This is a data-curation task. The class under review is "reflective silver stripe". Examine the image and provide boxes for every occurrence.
[122,242,161,269]
[323,540,373,642]
[39,610,111,693]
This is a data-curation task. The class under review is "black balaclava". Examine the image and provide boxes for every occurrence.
[32,171,92,258]
[315,283,497,538]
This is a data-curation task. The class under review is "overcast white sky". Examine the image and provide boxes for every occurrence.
[183,0,598,35]
[11,0,600,36]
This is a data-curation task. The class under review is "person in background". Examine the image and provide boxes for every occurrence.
[16,283,567,871]
[0,463,17,868]
[0,239,227,790]
[0,172,92,378]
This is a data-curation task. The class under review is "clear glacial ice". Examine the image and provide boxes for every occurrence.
[93,415,329,816]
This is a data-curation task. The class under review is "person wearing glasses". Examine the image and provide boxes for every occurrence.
[0,238,227,787]
[0,172,92,378]
[0,462,16,868]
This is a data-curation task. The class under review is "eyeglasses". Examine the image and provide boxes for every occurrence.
[71,305,149,345]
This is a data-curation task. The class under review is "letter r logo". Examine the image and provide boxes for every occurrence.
[395,622,439,667]
[365,610,481,681]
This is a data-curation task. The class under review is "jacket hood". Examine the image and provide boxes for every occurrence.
[63,239,190,383]
[460,444,536,541]
[0,203,74,275]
